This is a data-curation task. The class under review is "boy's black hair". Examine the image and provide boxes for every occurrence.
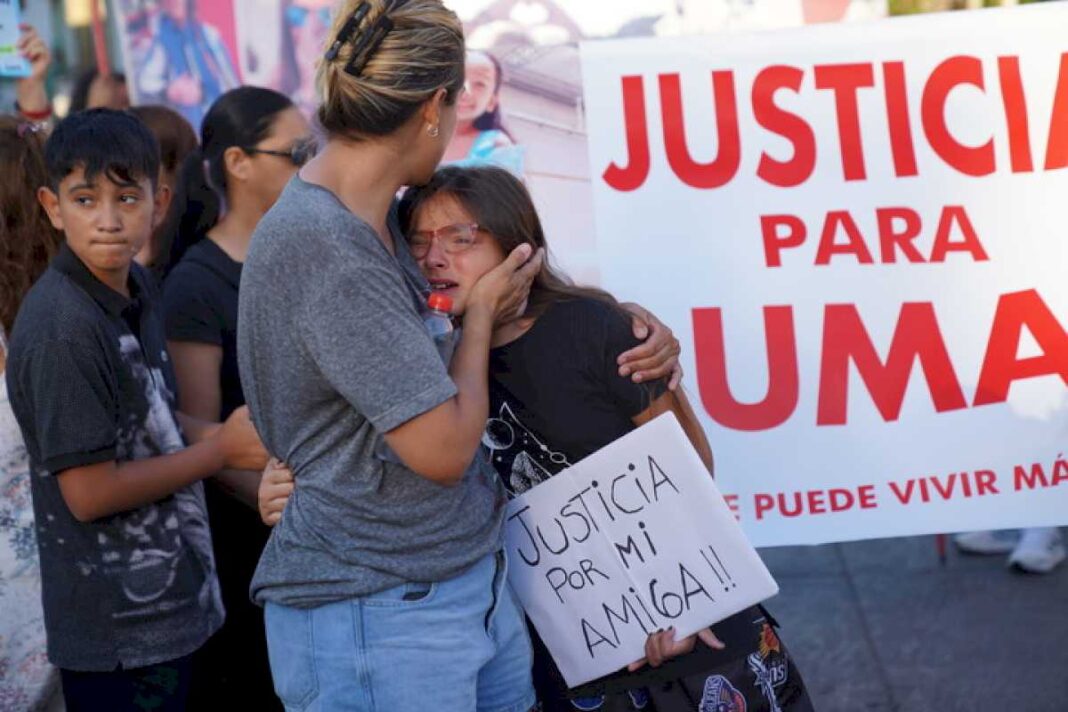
[44,109,161,192]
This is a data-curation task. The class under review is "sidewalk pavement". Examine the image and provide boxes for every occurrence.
[759,533,1067,712]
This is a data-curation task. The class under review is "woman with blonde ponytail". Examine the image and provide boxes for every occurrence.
[237,1,542,709]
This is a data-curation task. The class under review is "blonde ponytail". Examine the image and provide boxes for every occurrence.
[317,0,465,139]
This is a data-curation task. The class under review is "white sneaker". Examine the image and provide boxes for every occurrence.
[1008,527,1066,574]
[954,529,1019,555]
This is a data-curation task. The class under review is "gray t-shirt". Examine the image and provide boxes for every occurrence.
[238,176,505,607]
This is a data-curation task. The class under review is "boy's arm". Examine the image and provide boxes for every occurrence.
[175,411,263,509]
[170,345,261,509]
[175,410,221,443]
[59,406,268,522]
[59,441,226,522]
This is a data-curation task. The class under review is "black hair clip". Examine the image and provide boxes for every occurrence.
[343,10,394,77]
[324,0,411,77]
[324,3,372,62]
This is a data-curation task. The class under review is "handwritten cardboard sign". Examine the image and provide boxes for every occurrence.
[505,413,778,688]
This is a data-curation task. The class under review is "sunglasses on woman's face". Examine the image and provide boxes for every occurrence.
[285,5,332,28]
[408,223,486,260]
[243,136,318,167]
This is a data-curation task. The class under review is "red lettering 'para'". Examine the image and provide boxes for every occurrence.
[815,211,874,265]
[930,206,988,262]
[876,207,924,263]
[760,214,806,267]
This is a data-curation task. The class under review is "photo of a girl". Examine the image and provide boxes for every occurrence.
[443,50,525,177]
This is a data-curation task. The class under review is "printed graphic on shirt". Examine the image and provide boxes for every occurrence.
[482,401,571,497]
[747,621,788,712]
[58,335,213,617]
[627,688,650,709]
[700,674,747,712]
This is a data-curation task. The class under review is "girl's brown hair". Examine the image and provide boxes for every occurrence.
[317,0,465,139]
[128,105,198,180]
[0,117,62,335]
[399,165,623,320]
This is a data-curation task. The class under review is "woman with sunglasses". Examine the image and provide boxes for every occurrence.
[162,85,313,711]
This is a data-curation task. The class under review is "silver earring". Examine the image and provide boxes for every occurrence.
[427,124,440,138]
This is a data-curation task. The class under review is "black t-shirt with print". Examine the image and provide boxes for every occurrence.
[487,297,813,712]
[4,244,223,671]
[487,297,666,497]
[488,297,666,691]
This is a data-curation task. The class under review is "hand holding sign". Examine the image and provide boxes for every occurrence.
[627,625,725,671]
[505,412,778,688]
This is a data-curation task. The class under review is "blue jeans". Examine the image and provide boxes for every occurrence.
[264,551,535,712]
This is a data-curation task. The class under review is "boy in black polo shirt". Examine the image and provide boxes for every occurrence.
[5,109,269,710]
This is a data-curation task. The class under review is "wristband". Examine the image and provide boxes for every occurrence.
[15,101,52,121]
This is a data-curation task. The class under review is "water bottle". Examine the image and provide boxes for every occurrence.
[425,292,457,365]
[375,293,458,464]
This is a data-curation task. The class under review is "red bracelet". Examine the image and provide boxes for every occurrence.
[15,101,52,121]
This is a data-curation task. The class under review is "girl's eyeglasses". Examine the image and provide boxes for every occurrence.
[242,137,318,166]
[408,223,486,259]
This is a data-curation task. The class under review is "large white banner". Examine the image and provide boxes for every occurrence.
[581,4,1068,546]
[505,414,778,688]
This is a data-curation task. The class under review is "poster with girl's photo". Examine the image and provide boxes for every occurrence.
[115,0,241,128]
[234,0,334,118]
